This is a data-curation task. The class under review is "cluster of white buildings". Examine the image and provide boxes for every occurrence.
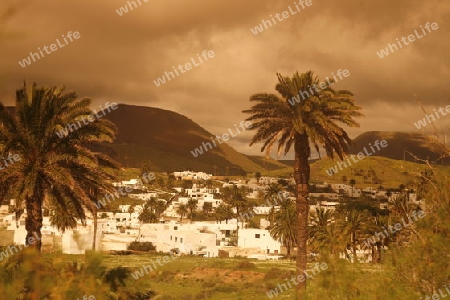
[0,171,419,259]
[173,171,212,181]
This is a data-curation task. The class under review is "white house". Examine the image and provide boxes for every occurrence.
[238,229,281,255]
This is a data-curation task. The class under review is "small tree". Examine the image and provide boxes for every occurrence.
[187,198,198,223]
[349,179,356,197]
[255,172,262,185]
[203,202,213,215]
[176,204,188,224]
[128,205,135,225]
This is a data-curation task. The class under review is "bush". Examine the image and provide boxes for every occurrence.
[127,242,156,252]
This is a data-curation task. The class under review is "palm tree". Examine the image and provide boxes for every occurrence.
[336,208,370,263]
[203,202,213,215]
[255,172,262,185]
[308,208,348,258]
[265,183,282,205]
[128,205,135,226]
[243,71,362,294]
[365,214,391,263]
[349,179,356,197]
[49,202,78,233]
[138,201,157,223]
[186,198,198,223]
[0,82,119,251]
[268,198,297,258]
[221,185,249,238]
[176,204,188,224]
[214,203,233,224]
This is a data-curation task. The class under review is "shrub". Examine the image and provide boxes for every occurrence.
[128,242,156,252]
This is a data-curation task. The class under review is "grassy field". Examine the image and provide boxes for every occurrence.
[48,253,404,300]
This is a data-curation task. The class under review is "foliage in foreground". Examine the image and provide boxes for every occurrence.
[0,249,155,299]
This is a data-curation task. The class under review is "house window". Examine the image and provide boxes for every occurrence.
[255,234,260,238]
[175,237,178,242]
[180,238,183,243]
[170,236,172,240]
[174,226,178,230]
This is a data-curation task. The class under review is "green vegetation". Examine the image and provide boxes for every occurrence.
[127,242,156,252]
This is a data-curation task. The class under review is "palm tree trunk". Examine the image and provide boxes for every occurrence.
[25,196,43,251]
[92,210,97,251]
[293,133,310,297]
[236,207,240,241]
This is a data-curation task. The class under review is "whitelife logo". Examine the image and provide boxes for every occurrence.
[153,50,215,87]
[363,210,426,248]
[115,0,149,16]
[376,22,439,58]
[266,262,328,298]
[250,0,313,35]
[0,153,21,171]
[18,31,81,68]
[420,283,450,300]
[55,102,118,139]
[93,172,155,209]
[76,296,95,300]
[325,140,388,176]
[413,105,450,129]
[190,121,252,158]
[0,232,41,262]
[288,69,350,106]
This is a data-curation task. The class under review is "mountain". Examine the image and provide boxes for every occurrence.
[347,131,448,164]
[276,131,448,166]
[100,104,279,175]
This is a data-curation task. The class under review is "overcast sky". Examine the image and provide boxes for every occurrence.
[0,0,449,158]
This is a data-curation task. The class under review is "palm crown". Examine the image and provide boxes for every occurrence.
[243,71,363,159]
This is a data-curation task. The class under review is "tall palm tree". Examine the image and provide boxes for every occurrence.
[176,204,188,224]
[0,82,119,251]
[243,71,362,294]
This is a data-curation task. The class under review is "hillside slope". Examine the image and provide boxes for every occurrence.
[347,131,448,163]
[102,104,267,174]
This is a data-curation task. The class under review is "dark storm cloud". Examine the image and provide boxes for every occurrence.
[0,0,449,158]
